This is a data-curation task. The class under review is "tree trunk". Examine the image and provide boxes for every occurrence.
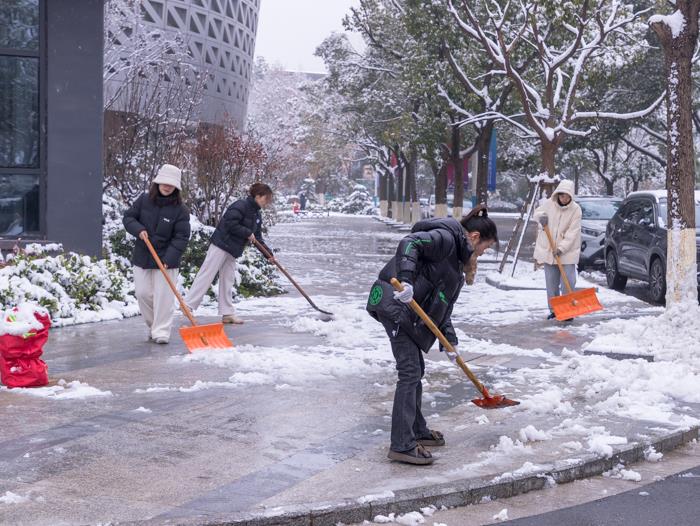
[379,169,389,217]
[651,4,700,307]
[394,158,404,222]
[408,146,420,224]
[604,178,614,196]
[434,160,448,218]
[540,142,558,197]
[451,124,464,218]
[573,164,580,195]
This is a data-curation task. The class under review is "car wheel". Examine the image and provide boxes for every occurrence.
[649,258,666,304]
[606,251,627,291]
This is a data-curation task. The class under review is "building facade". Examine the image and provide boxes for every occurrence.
[110,0,260,128]
[0,0,104,255]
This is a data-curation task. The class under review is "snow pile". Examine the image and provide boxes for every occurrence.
[584,305,700,360]
[2,379,112,400]
[518,425,552,443]
[373,511,425,525]
[356,490,394,503]
[509,339,700,432]
[0,491,30,505]
[587,434,627,459]
[0,303,48,336]
[603,463,642,482]
[493,508,509,521]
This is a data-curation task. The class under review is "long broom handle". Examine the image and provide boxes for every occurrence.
[390,278,487,395]
[542,225,575,294]
[252,238,324,311]
[143,236,198,327]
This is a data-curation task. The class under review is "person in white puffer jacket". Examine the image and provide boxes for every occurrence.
[532,180,582,320]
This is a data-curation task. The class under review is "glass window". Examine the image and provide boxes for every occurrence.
[0,173,40,235]
[0,0,39,50]
[0,56,39,168]
[579,199,622,220]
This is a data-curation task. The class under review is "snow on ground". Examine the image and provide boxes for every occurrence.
[1,379,112,400]
[0,491,31,505]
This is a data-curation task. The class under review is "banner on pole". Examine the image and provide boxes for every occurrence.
[488,129,497,192]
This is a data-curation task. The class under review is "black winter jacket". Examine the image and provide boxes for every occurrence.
[123,193,191,269]
[210,196,270,258]
[366,218,473,352]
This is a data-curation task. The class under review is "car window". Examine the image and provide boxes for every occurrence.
[579,199,621,220]
[622,201,643,223]
[638,201,655,227]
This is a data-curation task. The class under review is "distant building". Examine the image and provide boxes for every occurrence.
[107,0,261,128]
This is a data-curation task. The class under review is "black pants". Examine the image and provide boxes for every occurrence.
[380,317,430,453]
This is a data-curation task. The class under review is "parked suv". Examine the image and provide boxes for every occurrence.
[578,196,622,269]
[604,190,700,303]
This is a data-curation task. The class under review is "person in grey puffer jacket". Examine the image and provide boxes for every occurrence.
[367,206,499,465]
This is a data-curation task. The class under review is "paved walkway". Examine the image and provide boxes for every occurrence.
[0,215,695,526]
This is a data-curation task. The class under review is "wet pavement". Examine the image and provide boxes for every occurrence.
[0,215,694,526]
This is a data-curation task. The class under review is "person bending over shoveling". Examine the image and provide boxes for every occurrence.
[185,183,274,324]
[366,206,498,465]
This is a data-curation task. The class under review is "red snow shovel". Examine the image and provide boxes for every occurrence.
[143,237,233,352]
[542,225,603,321]
[390,279,519,409]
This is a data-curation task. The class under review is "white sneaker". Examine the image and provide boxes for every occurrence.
[153,337,169,344]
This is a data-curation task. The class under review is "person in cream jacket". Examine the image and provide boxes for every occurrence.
[532,179,582,320]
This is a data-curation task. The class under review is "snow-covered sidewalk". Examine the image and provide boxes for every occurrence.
[0,216,697,526]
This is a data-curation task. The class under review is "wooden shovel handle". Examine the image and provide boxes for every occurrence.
[542,225,575,294]
[390,278,487,395]
[253,239,310,304]
[142,236,198,327]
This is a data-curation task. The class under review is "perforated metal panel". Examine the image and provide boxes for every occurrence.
[114,0,260,128]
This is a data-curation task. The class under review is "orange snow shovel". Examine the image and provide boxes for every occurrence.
[143,237,233,352]
[390,279,519,410]
[542,225,603,321]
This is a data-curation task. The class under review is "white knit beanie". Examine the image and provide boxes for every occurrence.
[153,164,182,190]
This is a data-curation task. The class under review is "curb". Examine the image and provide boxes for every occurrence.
[485,275,545,291]
[152,427,698,526]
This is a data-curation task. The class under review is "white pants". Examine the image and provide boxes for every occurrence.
[184,244,237,316]
[134,266,179,340]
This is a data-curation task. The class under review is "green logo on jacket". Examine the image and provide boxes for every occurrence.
[369,285,383,306]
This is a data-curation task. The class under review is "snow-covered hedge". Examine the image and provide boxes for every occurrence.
[327,184,377,215]
[103,194,285,299]
[0,196,285,326]
[0,244,136,325]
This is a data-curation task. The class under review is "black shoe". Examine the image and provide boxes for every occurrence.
[387,444,434,465]
[417,430,445,447]
[547,313,556,320]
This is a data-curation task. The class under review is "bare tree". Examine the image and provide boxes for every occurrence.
[185,123,267,226]
[448,0,663,187]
